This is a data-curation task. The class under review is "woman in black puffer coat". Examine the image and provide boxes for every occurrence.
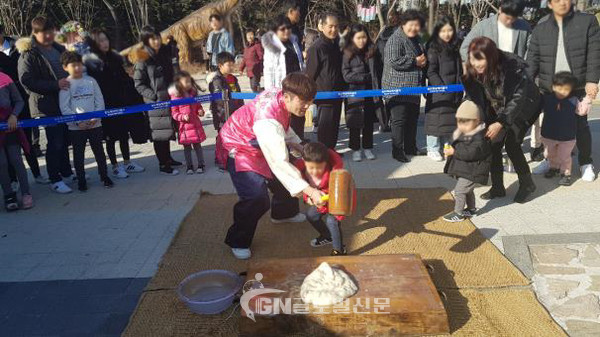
[425,16,463,162]
[463,37,542,204]
[85,29,149,177]
[342,24,381,162]
[132,26,181,175]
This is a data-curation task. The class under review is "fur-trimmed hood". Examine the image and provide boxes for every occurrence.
[128,46,152,64]
[452,123,486,141]
[261,31,299,54]
[15,37,65,55]
[83,50,125,72]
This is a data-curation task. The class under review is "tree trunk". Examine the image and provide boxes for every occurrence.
[102,0,122,50]
[428,0,438,35]
[376,0,385,33]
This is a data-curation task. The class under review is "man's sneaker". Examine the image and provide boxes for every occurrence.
[52,181,73,194]
[271,213,306,223]
[581,164,596,182]
[78,180,88,192]
[544,168,560,179]
[331,247,347,256]
[231,248,251,260]
[559,174,573,186]
[427,151,444,162]
[125,162,145,173]
[22,194,34,209]
[34,175,50,185]
[364,149,376,160]
[443,211,466,223]
[112,165,129,179]
[310,236,333,247]
[103,177,114,188]
[4,193,18,212]
[352,150,362,162]
[480,188,506,200]
[160,166,179,176]
[186,167,194,175]
[463,208,477,217]
[532,159,550,175]
[196,166,205,174]
[531,146,545,162]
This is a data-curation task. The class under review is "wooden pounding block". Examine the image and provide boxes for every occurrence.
[239,254,449,337]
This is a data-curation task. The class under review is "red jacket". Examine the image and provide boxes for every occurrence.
[240,39,264,78]
[295,149,345,220]
[168,86,207,145]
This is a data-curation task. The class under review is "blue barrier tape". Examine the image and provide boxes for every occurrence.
[0,93,222,130]
[230,84,465,100]
[0,84,464,130]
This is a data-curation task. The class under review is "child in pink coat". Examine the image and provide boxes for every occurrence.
[169,71,207,174]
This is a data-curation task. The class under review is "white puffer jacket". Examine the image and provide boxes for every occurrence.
[261,31,305,89]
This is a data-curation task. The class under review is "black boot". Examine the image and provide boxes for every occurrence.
[514,174,536,204]
[480,187,506,200]
[481,172,506,200]
[392,147,410,163]
[531,145,545,162]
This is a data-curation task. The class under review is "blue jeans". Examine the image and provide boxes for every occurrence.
[306,206,343,251]
[426,135,449,154]
[44,124,73,183]
[225,157,299,248]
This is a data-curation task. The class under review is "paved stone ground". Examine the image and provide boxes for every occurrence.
[531,243,600,335]
[1,74,599,335]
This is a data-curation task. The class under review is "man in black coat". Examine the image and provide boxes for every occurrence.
[527,0,600,182]
[306,13,346,149]
[18,16,74,193]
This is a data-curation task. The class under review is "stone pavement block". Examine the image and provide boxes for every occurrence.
[566,320,600,337]
[531,245,579,265]
[553,294,600,320]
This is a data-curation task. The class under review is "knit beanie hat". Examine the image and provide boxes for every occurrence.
[456,100,481,120]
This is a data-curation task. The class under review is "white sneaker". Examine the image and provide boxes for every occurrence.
[532,159,550,175]
[581,164,596,182]
[186,168,194,175]
[231,248,252,260]
[125,161,145,173]
[271,213,307,224]
[112,165,129,179]
[427,151,444,162]
[364,149,376,160]
[352,150,362,162]
[35,175,51,185]
[51,181,72,194]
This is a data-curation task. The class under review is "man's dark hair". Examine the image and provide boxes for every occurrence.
[140,25,161,46]
[209,14,222,22]
[271,15,292,32]
[245,29,255,35]
[281,73,317,102]
[399,9,425,28]
[318,12,338,26]
[60,51,83,67]
[500,0,526,17]
[302,142,329,164]
[216,51,235,65]
[31,16,56,34]
[552,71,578,88]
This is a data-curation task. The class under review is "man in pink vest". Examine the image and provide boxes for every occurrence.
[217,73,325,260]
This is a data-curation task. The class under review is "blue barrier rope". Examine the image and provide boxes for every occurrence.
[231,84,465,100]
[0,84,464,130]
[0,93,221,130]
